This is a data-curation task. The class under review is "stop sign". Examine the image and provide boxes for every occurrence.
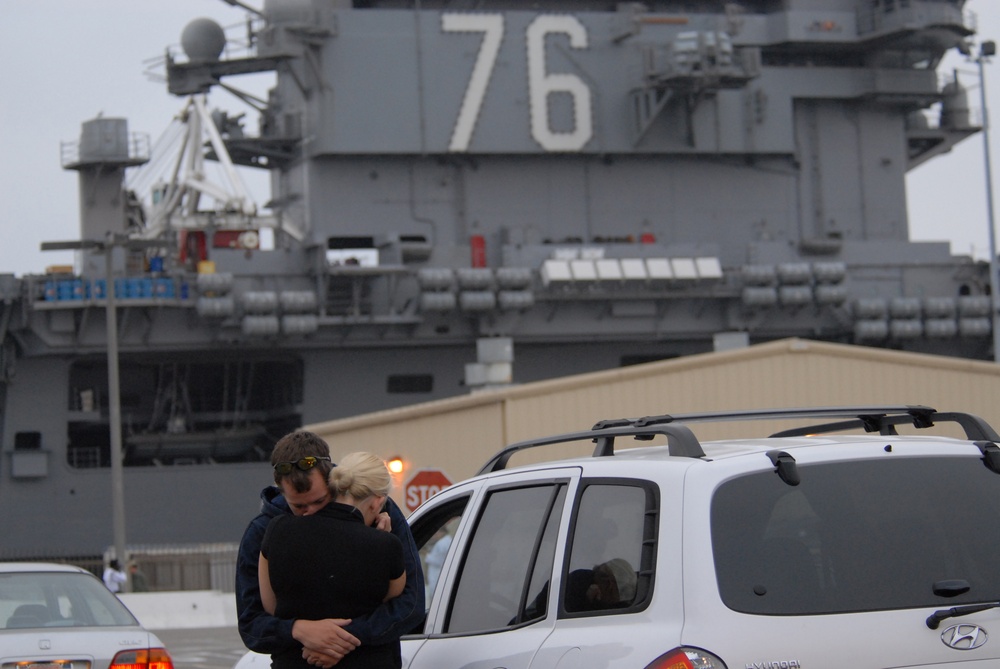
[405,469,452,512]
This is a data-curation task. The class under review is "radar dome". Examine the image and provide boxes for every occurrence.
[181,18,226,64]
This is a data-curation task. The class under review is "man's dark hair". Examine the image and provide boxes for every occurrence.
[271,430,333,491]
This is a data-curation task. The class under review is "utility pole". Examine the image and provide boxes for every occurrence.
[43,234,171,565]
[977,40,999,362]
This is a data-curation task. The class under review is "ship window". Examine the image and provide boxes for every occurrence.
[620,354,678,367]
[761,49,865,68]
[327,236,378,267]
[14,431,41,451]
[387,374,434,394]
[328,236,375,250]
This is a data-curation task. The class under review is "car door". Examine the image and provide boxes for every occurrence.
[399,478,480,666]
[404,467,581,669]
[530,477,676,669]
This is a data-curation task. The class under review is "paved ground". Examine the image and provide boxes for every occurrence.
[156,627,249,669]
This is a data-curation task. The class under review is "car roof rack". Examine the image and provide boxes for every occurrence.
[476,405,1000,474]
[477,422,704,475]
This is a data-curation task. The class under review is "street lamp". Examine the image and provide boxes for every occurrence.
[42,233,172,566]
[976,40,1000,362]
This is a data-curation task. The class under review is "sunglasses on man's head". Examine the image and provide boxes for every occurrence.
[273,456,331,475]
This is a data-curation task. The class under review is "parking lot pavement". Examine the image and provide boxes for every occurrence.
[156,626,248,669]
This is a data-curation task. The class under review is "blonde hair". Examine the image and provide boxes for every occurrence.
[328,452,391,500]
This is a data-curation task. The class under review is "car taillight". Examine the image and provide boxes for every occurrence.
[109,648,174,669]
[644,647,728,669]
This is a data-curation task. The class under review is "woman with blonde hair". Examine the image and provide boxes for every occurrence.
[260,452,406,669]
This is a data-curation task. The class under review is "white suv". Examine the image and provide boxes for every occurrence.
[240,405,1000,668]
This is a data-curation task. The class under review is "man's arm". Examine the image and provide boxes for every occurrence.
[236,514,297,653]
[342,498,426,645]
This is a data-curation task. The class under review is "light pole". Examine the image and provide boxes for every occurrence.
[42,233,171,566]
[977,40,1000,362]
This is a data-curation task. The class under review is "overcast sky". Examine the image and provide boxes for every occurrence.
[0,0,997,275]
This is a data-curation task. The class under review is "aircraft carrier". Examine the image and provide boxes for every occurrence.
[0,0,992,559]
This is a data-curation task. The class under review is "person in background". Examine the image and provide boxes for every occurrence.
[260,452,406,669]
[584,558,637,608]
[236,431,424,668]
[563,557,638,613]
[129,562,149,592]
[102,559,126,594]
[423,527,451,599]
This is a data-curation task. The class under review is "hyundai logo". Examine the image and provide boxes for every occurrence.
[941,624,988,650]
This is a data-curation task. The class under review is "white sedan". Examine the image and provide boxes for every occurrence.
[0,562,174,669]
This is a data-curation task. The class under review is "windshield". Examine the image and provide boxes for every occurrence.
[0,570,139,629]
[712,455,1000,615]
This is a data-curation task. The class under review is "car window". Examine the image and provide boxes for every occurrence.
[712,456,1000,615]
[518,485,566,624]
[445,483,566,634]
[0,571,137,629]
[407,495,470,635]
[413,499,468,606]
[561,480,657,616]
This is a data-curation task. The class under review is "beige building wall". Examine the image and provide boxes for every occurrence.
[307,338,1000,512]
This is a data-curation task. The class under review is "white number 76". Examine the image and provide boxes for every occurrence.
[443,13,593,152]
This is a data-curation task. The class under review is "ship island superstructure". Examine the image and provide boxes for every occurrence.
[0,0,993,559]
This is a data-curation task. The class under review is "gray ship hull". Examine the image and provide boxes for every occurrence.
[0,0,993,558]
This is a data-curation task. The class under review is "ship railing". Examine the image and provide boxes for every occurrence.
[935,70,985,128]
[60,132,151,170]
[157,15,265,71]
